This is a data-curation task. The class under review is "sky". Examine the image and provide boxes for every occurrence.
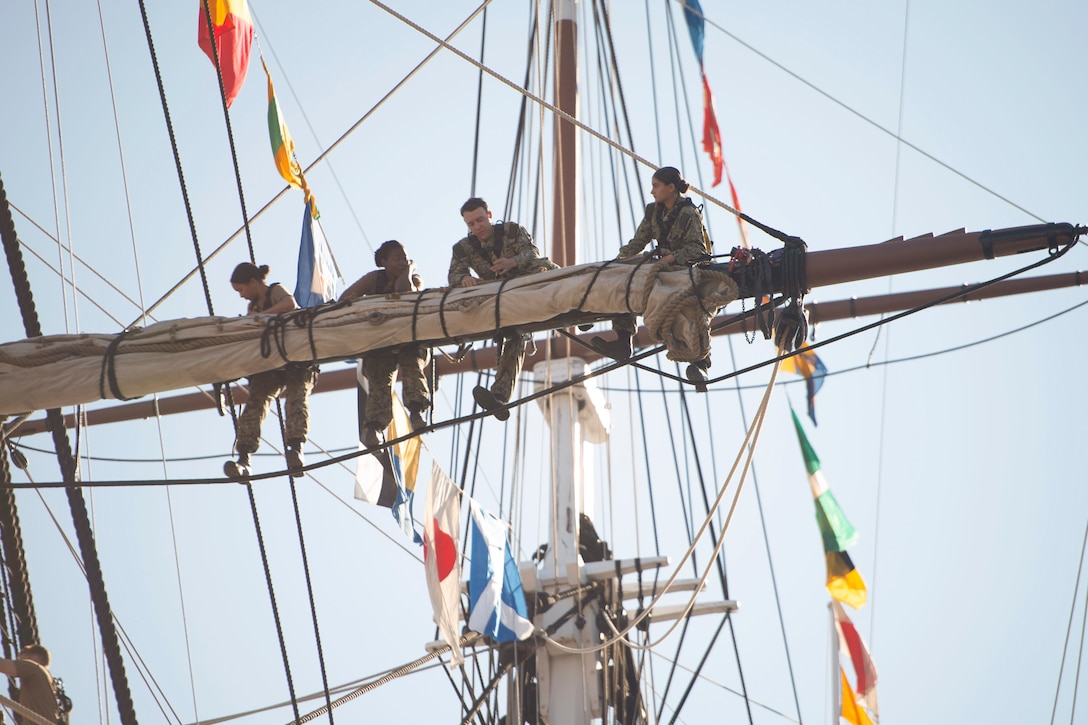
[1,1,1087,724]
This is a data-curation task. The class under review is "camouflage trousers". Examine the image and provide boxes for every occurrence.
[491,334,526,404]
[363,345,431,428]
[612,313,638,337]
[234,364,317,453]
[610,314,710,365]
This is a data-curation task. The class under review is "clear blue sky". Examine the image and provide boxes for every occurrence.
[1,1,1086,723]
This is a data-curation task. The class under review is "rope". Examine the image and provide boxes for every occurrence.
[0,447,38,649]
[244,481,301,722]
[541,361,781,656]
[199,0,256,264]
[0,692,56,725]
[99,329,136,401]
[3,169,140,723]
[289,638,471,724]
[280,452,330,718]
[136,0,218,315]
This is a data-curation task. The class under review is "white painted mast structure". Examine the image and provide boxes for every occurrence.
[522,3,732,722]
[525,2,602,721]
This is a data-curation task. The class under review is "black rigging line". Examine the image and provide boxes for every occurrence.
[469,7,487,197]
[136,0,217,319]
[634,365,664,555]
[666,613,729,725]
[278,402,336,724]
[0,442,37,652]
[0,170,139,724]
[243,477,301,723]
[198,0,256,265]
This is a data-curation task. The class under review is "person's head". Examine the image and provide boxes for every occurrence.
[460,197,494,242]
[18,644,50,668]
[650,166,689,207]
[230,262,270,302]
[375,240,409,277]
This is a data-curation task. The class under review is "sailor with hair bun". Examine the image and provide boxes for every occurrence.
[592,166,714,388]
[224,262,317,479]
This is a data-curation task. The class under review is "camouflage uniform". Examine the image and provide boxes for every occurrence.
[613,198,709,337]
[448,222,558,403]
[234,283,317,453]
[340,269,431,428]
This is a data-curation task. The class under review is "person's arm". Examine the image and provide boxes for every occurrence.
[504,225,544,273]
[339,272,378,302]
[448,242,476,286]
[0,659,16,677]
[263,284,299,314]
[616,203,655,258]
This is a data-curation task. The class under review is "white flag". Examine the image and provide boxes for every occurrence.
[424,463,464,664]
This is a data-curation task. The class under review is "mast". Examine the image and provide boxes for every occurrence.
[551,0,578,268]
[531,1,603,722]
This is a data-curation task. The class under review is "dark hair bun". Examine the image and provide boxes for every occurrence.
[653,166,688,193]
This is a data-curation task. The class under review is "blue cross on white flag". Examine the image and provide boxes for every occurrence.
[468,502,533,642]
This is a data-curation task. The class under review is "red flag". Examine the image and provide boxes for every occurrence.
[701,72,724,187]
[833,601,879,719]
[197,0,254,107]
[725,164,750,248]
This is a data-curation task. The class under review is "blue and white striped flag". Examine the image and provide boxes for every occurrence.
[294,199,340,307]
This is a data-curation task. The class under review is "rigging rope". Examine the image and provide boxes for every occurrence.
[279,401,336,723]
[198,0,256,265]
[1,170,140,723]
[136,0,219,317]
[542,360,781,656]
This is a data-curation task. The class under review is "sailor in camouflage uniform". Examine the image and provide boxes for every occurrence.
[340,240,430,448]
[592,166,713,388]
[225,262,317,479]
[448,197,558,420]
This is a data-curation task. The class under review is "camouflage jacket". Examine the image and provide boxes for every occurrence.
[447,222,558,287]
[616,197,708,265]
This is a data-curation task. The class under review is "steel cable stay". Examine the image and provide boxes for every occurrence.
[645,647,802,723]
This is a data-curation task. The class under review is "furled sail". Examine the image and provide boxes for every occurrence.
[0,259,738,415]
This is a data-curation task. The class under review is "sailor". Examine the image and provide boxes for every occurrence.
[0,644,61,724]
[224,262,317,479]
[340,240,431,447]
[592,166,713,388]
[448,197,558,420]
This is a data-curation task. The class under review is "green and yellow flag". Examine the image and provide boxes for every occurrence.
[791,406,867,609]
[263,60,312,207]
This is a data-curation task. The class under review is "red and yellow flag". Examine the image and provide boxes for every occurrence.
[197,0,254,107]
[839,667,876,725]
